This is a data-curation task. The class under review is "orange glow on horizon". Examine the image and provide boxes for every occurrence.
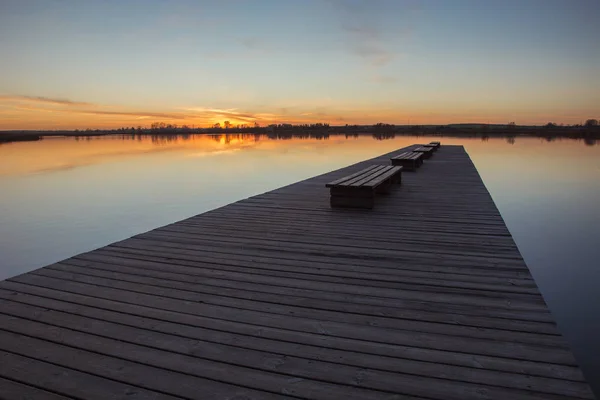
[0,95,596,130]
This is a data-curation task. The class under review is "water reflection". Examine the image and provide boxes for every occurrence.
[1,132,598,178]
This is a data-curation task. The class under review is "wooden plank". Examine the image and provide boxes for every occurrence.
[0,329,291,400]
[325,164,382,187]
[335,165,390,187]
[0,301,593,400]
[44,260,565,346]
[391,152,422,171]
[361,166,402,187]
[17,260,555,328]
[0,377,74,400]
[0,282,587,383]
[86,247,542,293]
[35,261,549,313]
[0,350,177,400]
[19,268,578,365]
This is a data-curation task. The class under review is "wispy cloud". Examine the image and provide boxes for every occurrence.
[369,74,398,84]
[0,94,343,129]
[329,0,417,84]
[239,37,263,50]
[182,107,264,123]
[72,109,188,119]
[332,0,395,67]
[0,95,91,106]
[1,95,192,120]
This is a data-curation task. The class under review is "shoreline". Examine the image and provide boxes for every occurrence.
[1,125,599,145]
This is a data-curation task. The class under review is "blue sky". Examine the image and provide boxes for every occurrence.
[0,0,598,128]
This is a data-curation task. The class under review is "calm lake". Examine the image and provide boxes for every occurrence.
[1,133,599,391]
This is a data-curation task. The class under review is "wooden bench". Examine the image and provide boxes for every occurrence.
[390,151,423,171]
[326,165,403,209]
[429,141,441,149]
[413,146,435,159]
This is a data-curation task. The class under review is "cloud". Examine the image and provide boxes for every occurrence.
[331,0,416,73]
[72,109,188,119]
[7,103,189,120]
[1,94,345,128]
[1,95,191,120]
[353,42,393,67]
[369,74,398,84]
[0,95,91,106]
[330,0,395,67]
[182,107,264,123]
[239,37,262,50]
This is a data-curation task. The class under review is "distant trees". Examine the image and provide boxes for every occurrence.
[544,122,558,128]
[373,122,395,128]
[266,123,329,129]
[150,122,178,131]
[224,121,232,129]
[507,122,516,128]
[585,119,598,127]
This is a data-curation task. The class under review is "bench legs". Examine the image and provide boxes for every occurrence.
[330,187,375,209]
[330,195,374,209]
[375,180,393,195]
[392,159,417,172]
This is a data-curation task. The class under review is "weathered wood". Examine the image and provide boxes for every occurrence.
[413,146,435,159]
[0,282,587,383]
[0,377,74,400]
[0,350,177,400]
[0,303,592,400]
[326,164,402,209]
[391,151,424,171]
[0,145,593,399]
[325,164,384,187]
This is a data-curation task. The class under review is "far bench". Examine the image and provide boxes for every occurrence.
[429,141,441,149]
[390,151,423,171]
[326,165,403,209]
[423,144,438,152]
[413,146,435,159]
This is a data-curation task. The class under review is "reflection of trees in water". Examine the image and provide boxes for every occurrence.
[3,123,598,146]
[102,130,600,147]
[209,132,331,143]
[372,132,396,140]
[115,133,195,145]
[584,138,597,146]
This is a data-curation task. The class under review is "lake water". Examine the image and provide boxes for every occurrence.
[1,133,599,393]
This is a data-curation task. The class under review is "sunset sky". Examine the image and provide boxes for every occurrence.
[1,0,598,130]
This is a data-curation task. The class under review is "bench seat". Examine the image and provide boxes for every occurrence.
[413,146,435,159]
[423,144,438,152]
[326,165,403,209]
[390,151,424,171]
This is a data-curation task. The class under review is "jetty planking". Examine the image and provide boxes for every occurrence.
[0,145,594,400]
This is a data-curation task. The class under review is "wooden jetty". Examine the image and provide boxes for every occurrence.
[0,145,594,400]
